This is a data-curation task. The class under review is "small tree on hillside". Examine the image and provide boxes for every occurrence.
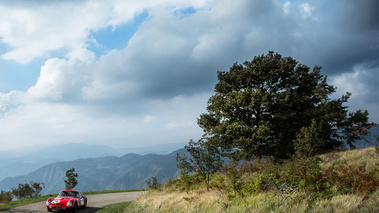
[177,139,223,191]
[64,168,78,190]
[176,153,193,190]
[146,176,161,190]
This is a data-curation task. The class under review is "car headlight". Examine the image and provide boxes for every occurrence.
[46,201,51,205]
[67,201,73,207]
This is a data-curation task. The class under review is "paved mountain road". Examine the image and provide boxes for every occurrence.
[4,191,147,213]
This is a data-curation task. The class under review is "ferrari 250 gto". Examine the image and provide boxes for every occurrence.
[46,190,87,212]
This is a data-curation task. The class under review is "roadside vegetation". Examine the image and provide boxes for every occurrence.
[0,189,144,211]
[96,201,133,213]
[127,147,379,212]
[0,193,55,212]
[0,180,45,211]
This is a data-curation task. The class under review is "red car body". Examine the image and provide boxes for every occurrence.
[46,190,87,212]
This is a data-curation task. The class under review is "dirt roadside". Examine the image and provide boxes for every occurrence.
[3,191,147,213]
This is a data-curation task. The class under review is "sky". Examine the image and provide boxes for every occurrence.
[0,0,378,151]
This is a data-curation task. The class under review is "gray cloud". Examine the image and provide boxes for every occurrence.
[0,0,378,150]
[334,0,379,32]
[81,0,379,119]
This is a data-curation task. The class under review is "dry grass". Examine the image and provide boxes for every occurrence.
[127,147,379,213]
[132,189,376,213]
[130,189,224,212]
[309,194,362,213]
[319,147,377,171]
[130,189,378,213]
[131,189,276,213]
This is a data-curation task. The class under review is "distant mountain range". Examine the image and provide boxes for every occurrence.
[0,142,186,182]
[0,148,187,195]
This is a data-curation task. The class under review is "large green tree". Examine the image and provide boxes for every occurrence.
[198,51,371,161]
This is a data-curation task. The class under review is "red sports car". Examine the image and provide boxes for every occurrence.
[46,190,87,212]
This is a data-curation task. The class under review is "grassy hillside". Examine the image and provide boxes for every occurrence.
[125,147,379,212]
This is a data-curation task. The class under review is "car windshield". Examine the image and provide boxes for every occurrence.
[59,191,79,197]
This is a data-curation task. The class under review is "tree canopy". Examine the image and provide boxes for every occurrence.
[64,168,78,190]
[197,51,371,161]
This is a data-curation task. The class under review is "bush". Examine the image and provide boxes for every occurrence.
[263,156,323,193]
[11,181,45,199]
[218,161,244,196]
[146,177,161,190]
[0,190,12,203]
[322,162,379,195]
[212,155,327,205]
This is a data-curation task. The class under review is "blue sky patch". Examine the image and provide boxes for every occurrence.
[0,59,42,92]
[88,10,149,57]
[174,7,196,19]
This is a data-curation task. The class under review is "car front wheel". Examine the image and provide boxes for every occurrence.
[72,203,77,213]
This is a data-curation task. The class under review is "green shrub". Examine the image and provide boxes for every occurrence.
[0,190,12,203]
[11,181,45,199]
[162,173,207,192]
[218,161,244,196]
[259,156,323,194]
[209,173,227,190]
[241,174,263,195]
[146,176,161,190]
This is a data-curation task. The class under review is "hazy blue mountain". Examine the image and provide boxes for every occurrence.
[0,142,186,181]
[0,143,122,182]
[354,126,379,148]
[0,145,42,160]
[0,149,187,195]
[124,142,187,155]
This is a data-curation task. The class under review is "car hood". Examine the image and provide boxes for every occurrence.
[51,197,74,204]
